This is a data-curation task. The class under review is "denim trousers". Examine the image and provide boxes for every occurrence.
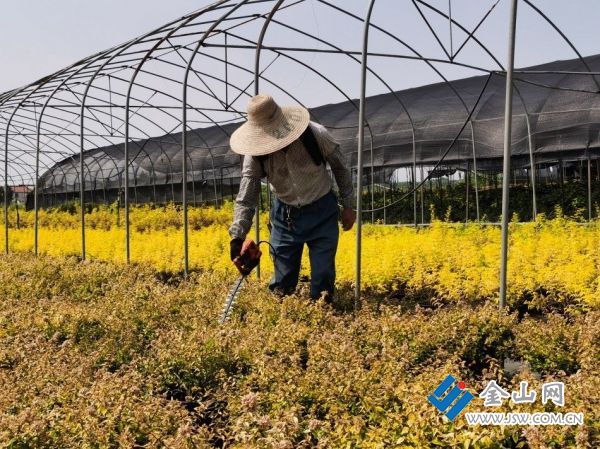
[268,190,339,299]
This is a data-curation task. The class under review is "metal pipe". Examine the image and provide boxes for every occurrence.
[371,142,375,224]
[35,52,111,256]
[448,0,453,57]
[124,8,215,264]
[588,153,592,221]
[3,89,27,254]
[4,79,68,254]
[470,121,480,222]
[383,169,387,224]
[499,0,518,310]
[420,164,425,223]
[525,112,537,219]
[253,0,285,279]
[356,0,377,303]
[76,22,182,261]
[183,1,246,277]
[465,160,470,223]
[413,139,417,227]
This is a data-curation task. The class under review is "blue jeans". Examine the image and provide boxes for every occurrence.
[268,190,339,299]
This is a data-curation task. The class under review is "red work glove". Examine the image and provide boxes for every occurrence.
[232,240,262,276]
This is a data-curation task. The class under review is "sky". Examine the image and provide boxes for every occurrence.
[2,0,600,96]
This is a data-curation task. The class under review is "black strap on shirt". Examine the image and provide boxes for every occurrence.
[253,125,324,175]
[299,125,325,166]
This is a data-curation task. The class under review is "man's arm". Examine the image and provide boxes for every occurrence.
[310,123,356,230]
[229,156,264,242]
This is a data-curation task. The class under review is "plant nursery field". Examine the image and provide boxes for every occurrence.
[2,203,600,308]
[0,204,599,448]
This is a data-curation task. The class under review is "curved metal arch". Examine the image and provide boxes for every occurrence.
[7,123,107,207]
[251,0,285,278]
[117,42,262,222]
[10,105,127,175]
[182,0,252,276]
[412,0,504,70]
[34,49,118,255]
[511,82,540,220]
[71,3,248,254]
[59,55,247,218]
[49,87,183,189]
[3,145,96,230]
[3,64,83,253]
[265,16,419,223]
[2,153,37,185]
[13,110,122,190]
[355,0,505,298]
[224,15,499,223]
[204,26,383,229]
[78,15,202,261]
[119,65,234,214]
[355,0,378,302]
[4,88,40,250]
[522,0,600,91]
[317,0,478,112]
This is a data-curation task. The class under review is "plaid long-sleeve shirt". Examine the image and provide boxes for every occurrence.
[229,122,354,240]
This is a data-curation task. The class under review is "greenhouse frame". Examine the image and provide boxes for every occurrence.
[1,0,599,304]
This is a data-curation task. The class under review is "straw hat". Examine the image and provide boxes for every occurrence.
[230,94,310,156]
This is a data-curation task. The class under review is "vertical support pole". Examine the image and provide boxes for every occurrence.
[152,168,157,204]
[383,169,387,225]
[35,121,41,256]
[439,172,444,216]
[587,153,592,221]
[525,114,537,219]
[182,122,189,276]
[3,151,8,255]
[192,170,197,207]
[356,0,377,302]
[465,160,470,223]
[225,32,229,109]
[420,164,425,224]
[124,125,131,264]
[370,142,375,224]
[181,1,242,277]
[209,154,219,208]
[366,178,372,223]
[470,121,480,222]
[413,142,417,227]
[429,170,434,218]
[80,114,86,261]
[220,167,224,206]
[171,166,176,203]
[499,0,518,310]
[559,158,564,210]
[253,0,285,280]
[448,0,454,57]
[2,89,38,255]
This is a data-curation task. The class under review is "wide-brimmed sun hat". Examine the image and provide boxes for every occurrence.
[230,94,310,156]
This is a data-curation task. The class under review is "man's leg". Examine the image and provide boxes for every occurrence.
[307,199,339,300]
[269,204,303,296]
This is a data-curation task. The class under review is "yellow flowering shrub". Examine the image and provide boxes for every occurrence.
[1,204,599,308]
